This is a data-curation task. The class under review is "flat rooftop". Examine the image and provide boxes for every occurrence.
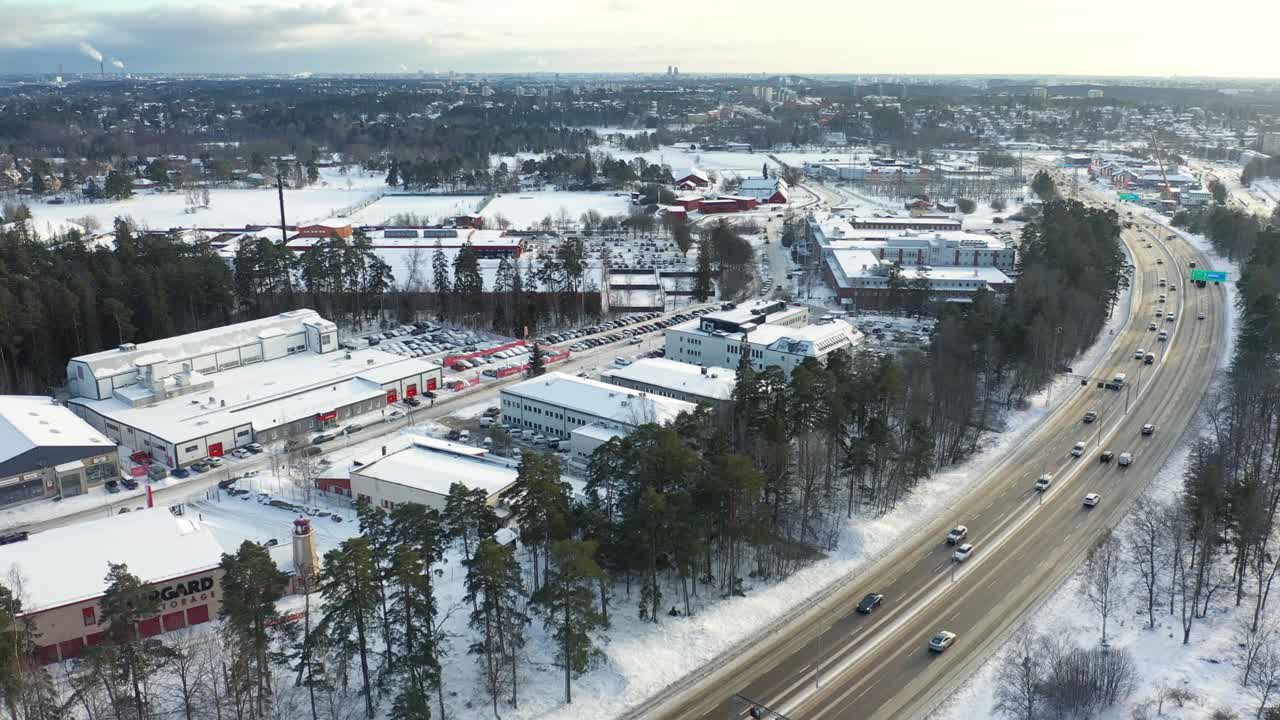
[698,300,806,327]
[0,396,114,463]
[72,309,324,379]
[503,372,695,427]
[601,358,735,401]
[355,437,516,498]
[72,348,440,441]
[0,509,224,613]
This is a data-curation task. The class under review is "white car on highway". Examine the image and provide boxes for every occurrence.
[929,631,957,653]
[1083,493,1101,507]
[952,544,975,562]
[1071,441,1087,457]
[1035,473,1052,491]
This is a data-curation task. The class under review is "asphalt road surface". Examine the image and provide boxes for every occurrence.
[632,196,1226,720]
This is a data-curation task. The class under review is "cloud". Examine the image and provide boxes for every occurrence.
[0,0,1276,77]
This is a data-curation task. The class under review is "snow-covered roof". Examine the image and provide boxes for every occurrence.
[502,372,695,428]
[601,358,735,401]
[0,509,224,613]
[739,177,786,191]
[71,348,440,442]
[354,438,516,499]
[0,396,113,464]
[70,309,325,380]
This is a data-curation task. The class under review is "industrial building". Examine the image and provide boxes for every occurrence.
[601,358,736,408]
[806,213,1017,306]
[349,435,518,512]
[500,372,696,441]
[0,395,118,508]
[66,310,442,468]
[0,509,225,664]
[663,300,862,376]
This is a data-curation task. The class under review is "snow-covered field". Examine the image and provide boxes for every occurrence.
[483,190,634,229]
[346,194,484,225]
[935,201,1246,720]
[25,167,386,234]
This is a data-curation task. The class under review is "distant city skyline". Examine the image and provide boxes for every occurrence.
[2,0,1278,80]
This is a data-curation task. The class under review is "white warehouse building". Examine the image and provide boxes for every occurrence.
[349,435,517,513]
[66,310,443,468]
[499,372,695,441]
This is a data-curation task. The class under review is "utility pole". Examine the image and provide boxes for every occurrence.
[277,173,288,245]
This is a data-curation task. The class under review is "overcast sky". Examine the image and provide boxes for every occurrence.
[2,0,1277,79]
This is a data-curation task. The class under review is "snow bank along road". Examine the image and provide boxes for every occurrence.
[634,210,1226,719]
[17,304,710,535]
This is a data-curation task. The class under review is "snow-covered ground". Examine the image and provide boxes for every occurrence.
[483,190,634,229]
[24,167,386,234]
[604,145,777,181]
[457,260,1136,720]
[934,206,1246,720]
[345,194,484,225]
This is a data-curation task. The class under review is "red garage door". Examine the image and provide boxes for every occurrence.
[406,384,417,398]
[187,605,210,625]
[163,611,186,632]
[208,442,223,458]
[426,377,437,391]
[386,389,398,404]
[59,638,85,661]
[138,617,162,638]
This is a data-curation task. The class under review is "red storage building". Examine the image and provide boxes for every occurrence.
[0,509,226,664]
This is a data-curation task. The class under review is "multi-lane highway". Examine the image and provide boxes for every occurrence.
[633,196,1226,720]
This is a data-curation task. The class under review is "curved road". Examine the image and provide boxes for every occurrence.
[635,196,1226,720]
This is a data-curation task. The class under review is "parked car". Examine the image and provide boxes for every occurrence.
[190,462,209,473]
[245,443,264,454]
[121,477,138,490]
[205,457,224,468]
[312,433,337,445]
[171,467,190,479]
[230,448,251,459]
[105,480,121,494]
[405,396,422,407]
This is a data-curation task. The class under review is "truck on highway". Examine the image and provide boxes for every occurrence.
[1112,372,1127,388]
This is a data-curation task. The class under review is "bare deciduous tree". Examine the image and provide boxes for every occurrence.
[993,626,1046,720]
[1081,530,1123,645]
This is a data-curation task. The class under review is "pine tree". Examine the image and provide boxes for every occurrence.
[443,482,498,568]
[317,538,381,719]
[431,240,450,317]
[99,562,162,720]
[504,452,572,591]
[387,161,399,188]
[465,538,530,716]
[693,235,714,301]
[220,540,293,717]
[532,539,609,705]
[527,341,546,378]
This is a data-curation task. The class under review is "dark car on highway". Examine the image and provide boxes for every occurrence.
[856,593,884,614]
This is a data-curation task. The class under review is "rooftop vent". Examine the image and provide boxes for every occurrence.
[118,343,138,352]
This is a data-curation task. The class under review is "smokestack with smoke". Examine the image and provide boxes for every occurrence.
[77,41,103,63]
[111,58,125,70]
[78,41,105,77]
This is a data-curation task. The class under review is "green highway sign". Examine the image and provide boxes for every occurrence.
[1118,192,1140,202]
[1190,269,1228,283]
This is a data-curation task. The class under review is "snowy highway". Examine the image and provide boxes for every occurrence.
[630,187,1229,720]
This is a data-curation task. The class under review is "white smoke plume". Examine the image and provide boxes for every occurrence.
[398,63,408,72]
[111,58,125,70]
[77,41,103,63]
